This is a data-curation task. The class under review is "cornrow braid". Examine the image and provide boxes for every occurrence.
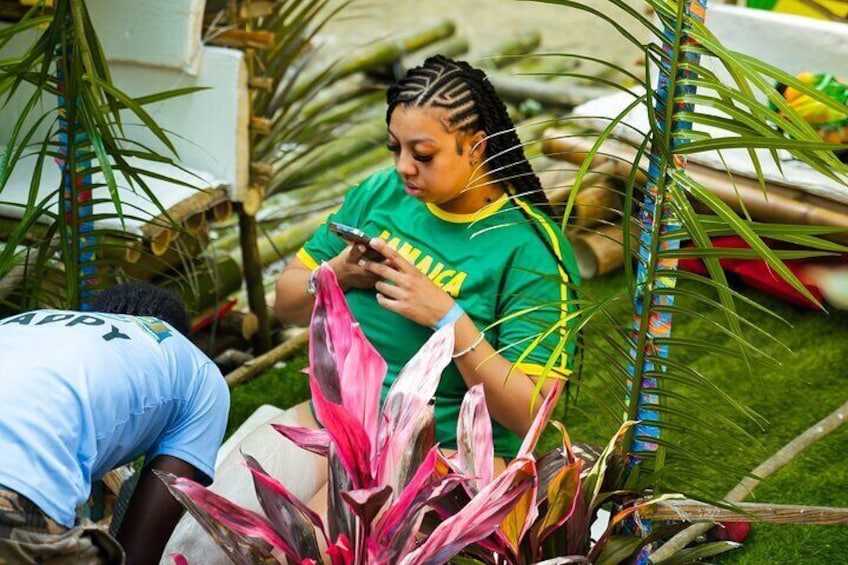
[386,55,555,218]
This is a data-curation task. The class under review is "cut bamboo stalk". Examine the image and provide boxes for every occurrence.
[292,90,385,144]
[163,252,243,314]
[209,200,233,224]
[149,228,176,257]
[248,76,274,91]
[256,208,335,267]
[123,229,211,281]
[283,20,456,104]
[139,187,230,250]
[541,129,650,186]
[489,76,613,109]
[566,180,623,229]
[225,329,309,388]
[207,28,275,50]
[239,1,273,19]
[400,36,470,72]
[648,500,848,525]
[204,310,260,341]
[183,212,206,235]
[510,55,581,79]
[268,118,386,194]
[477,30,542,70]
[570,219,639,279]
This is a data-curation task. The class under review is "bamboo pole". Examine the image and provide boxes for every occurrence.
[268,118,386,195]
[396,35,470,75]
[237,203,271,353]
[571,219,639,279]
[475,30,542,71]
[649,398,848,562]
[224,329,309,388]
[648,500,848,525]
[488,76,613,109]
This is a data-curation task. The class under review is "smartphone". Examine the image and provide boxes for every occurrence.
[328,222,385,262]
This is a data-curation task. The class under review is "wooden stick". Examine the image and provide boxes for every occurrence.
[225,329,309,388]
[237,203,272,354]
[648,500,848,526]
[207,28,275,50]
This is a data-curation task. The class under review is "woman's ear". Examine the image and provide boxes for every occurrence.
[468,130,487,164]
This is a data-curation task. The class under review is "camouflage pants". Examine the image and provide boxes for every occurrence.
[0,488,124,565]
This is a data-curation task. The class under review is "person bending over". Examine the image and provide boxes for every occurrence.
[0,282,229,565]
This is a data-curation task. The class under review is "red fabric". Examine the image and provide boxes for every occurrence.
[191,298,238,333]
[678,236,825,310]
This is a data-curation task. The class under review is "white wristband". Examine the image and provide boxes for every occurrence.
[452,331,485,359]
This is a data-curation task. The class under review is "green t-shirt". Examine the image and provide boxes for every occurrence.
[299,167,580,456]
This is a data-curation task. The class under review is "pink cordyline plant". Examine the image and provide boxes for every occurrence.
[158,265,575,564]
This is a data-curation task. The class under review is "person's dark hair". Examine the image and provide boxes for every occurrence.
[386,54,555,217]
[91,281,190,336]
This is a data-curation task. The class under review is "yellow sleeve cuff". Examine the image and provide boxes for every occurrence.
[297,248,320,271]
[515,362,571,381]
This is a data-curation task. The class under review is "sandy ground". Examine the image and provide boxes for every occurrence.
[318,0,651,76]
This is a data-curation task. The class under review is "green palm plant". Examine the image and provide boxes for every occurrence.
[0,0,203,311]
[518,0,847,503]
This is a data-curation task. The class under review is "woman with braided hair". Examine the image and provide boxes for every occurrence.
[276,53,580,459]
[164,55,580,563]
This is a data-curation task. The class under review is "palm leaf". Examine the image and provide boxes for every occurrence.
[518,0,848,502]
[0,0,203,309]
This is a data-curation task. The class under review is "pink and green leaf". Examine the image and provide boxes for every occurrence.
[498,476,538,556]
[311,265,386,448]
[372,447,463,560]
[327,533,355,565]
[340,484,393,532]
[517,381,563,459]
[156,471,295,564]
[243,454,326,555]
[309,375,373,488]
[271,423,330,457]
[400,458,537,565]
[375,325,454,488]
[455,383,493,493]
[535,459,583,546]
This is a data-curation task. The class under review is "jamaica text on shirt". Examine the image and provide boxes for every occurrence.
[378,230,467,297]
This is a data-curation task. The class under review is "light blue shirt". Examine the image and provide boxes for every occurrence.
[0,309,229,527]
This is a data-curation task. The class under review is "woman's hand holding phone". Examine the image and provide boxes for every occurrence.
[356,238,456,329]
[326,222,389,291]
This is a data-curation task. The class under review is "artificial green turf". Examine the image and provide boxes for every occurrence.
[229,271,848,563]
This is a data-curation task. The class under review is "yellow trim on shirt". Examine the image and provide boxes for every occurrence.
[296,248,319,271]
[516,362,571,380]
[425,193,509,223]
[512,197,572,375]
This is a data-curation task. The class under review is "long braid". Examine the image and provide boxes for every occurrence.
[386,55,555,218]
